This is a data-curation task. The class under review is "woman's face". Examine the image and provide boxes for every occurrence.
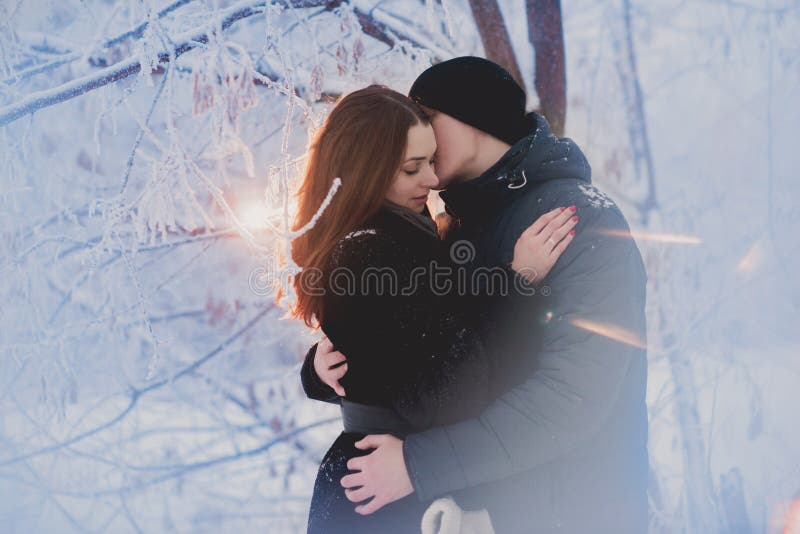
[386,122,439,213]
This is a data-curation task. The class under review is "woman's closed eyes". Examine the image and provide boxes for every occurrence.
[404,158,436,175]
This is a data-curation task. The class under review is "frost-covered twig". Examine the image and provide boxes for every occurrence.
[288,178,341,239]
[115,232,162,380]
[17,416,340,499]
[0,0,273,126]
[117,70,167,196]
[0,303,274,467]
[102,0,198,49]
[0,0,440,126]
[2,1,198,84]
[358,8,447,61]
[2,53,84,85]
[0,56,142,126]
[13,31,80,55]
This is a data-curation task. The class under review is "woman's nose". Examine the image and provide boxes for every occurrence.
[422,168,439,188]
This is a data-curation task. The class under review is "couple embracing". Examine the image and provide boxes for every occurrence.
[288,56,649,534]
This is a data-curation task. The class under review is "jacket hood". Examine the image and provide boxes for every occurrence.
[439,113,592,221]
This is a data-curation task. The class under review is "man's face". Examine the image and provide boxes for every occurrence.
[420,105,479,189]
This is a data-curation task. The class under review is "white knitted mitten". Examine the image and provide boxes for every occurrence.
[420,496,495,534]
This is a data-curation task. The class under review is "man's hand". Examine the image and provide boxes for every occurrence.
[340,434,414,515]
[314,334,348,396]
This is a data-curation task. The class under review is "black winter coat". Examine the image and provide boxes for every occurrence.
[304,204,502,533]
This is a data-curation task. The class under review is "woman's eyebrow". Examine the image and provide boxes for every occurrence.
[404,156,427,162]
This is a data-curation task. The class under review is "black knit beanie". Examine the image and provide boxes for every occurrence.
[408,56,537,145]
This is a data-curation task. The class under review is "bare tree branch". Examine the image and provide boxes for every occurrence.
[0,304,274,467]
[17,416,340,499]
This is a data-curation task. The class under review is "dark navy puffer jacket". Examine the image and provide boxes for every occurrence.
[400,113,650,533]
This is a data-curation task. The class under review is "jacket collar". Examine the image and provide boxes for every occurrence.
[365,201,439,241]
[379,199,439,240]
[439,113,591,223]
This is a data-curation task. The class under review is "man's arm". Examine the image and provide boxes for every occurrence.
[300,343,341,404]
[402,204,648,501]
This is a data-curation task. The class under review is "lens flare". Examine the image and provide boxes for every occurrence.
[569,317,648,350]
[238,201,270,230]
[599,229,703,244]
[736,240,764,274]
[780,497,800,534]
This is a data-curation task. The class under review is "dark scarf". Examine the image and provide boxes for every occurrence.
[439,113,591,223]
[381,199,440,241]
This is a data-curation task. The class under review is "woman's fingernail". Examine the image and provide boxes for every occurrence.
[560,207,567,211]
[570,205,577,212]
[572,216,578,222]
[570,230,576,236]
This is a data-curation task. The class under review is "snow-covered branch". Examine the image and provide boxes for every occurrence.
[0,0,438,126]
[0,303,275,468]
[1,0,273,126]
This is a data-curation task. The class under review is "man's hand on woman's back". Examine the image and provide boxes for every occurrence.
[315,334,348,397]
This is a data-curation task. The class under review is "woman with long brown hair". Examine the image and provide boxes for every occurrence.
[289,85,577,532]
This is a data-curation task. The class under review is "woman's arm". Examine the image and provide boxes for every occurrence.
[299,343,341,404]
[322,229,492,430]
[376,292,492,430]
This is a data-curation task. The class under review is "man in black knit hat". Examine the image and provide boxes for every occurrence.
[303,56,649,533]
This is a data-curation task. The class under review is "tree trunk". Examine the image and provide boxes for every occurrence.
[468,0,524,88]
[526,0,566,136]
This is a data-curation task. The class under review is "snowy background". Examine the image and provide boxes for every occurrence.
[1,0,799,532]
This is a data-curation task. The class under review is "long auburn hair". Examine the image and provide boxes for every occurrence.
[288,85,430,328]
